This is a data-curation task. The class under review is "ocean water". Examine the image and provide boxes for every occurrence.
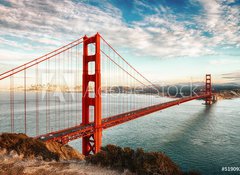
[70,97,240,175]
[0,92,239,175]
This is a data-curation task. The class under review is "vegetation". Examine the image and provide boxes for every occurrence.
[0,133,201,175]
[86,144,201,175]
[0,133,84,161]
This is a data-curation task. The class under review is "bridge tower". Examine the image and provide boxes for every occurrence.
[205,74,213,105]
[82,33,102,156]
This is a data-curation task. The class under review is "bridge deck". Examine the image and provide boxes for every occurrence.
[38,94,211,144]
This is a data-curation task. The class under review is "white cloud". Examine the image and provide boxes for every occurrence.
[200,0,221,28]
[194,0,240,46]
[0,0,239,67]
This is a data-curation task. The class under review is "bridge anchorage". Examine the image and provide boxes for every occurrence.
[0,33,215,156]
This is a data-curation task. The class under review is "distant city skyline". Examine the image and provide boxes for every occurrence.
[0,0,239,84]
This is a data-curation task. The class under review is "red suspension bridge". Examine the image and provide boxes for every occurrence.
[0,33,214,156]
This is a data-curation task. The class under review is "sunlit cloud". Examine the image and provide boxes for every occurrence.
[0,0,239,83]
[0,0,239,60]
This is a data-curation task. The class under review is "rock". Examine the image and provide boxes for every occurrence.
[86,144,184,175]
[45,140,84,160]
[0,133,84,161]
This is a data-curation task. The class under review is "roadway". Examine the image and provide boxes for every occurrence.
[38,94,211,144]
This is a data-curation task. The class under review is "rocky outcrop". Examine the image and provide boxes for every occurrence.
[0,133,84,161]
[86,145,200,175]
[0,148,131,175]
[0,133,200,175]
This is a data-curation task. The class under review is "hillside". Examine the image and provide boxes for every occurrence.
[0,133,84,161]
[0,133,200,175]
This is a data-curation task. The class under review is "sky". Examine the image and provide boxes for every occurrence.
[0,0,240,84]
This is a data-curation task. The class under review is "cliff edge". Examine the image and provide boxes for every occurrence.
[0,133,84,161]
[0,133,200,175]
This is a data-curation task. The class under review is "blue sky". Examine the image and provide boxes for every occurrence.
[0,0,239,83]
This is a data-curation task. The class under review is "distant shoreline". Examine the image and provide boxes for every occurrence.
[215,89,240,100]
[0,89,240,100]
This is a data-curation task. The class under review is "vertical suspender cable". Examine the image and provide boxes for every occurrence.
[58,53,60,130]
[24,69,27,134]
[68,48,70,128]
[58,52,61,129]
[75,45,78,125]
[10,75,14,133]
[36,63,39,136]
[45,59,48,133]
[55,55,57,131]
[63,51,66,128]
[48,57,50,132]
[71,47,73,126]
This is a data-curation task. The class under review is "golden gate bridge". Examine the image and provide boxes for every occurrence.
[0,33,214,156]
